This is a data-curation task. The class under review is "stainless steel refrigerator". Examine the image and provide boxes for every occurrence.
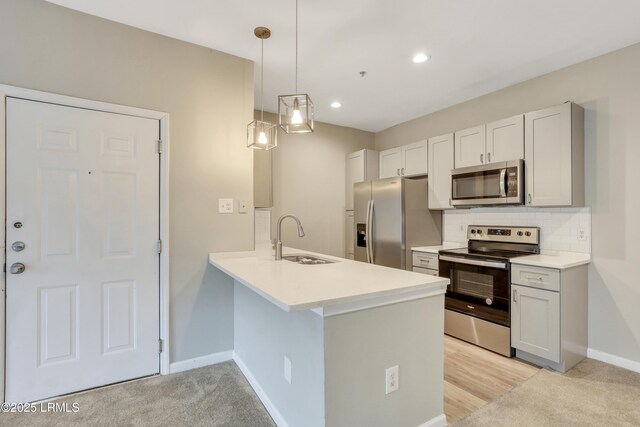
[354,176,442,270]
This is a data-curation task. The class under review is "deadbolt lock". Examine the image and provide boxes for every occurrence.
[12,241,26,252]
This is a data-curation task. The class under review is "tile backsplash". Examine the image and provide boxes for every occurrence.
[443,207,591,254]
[254,208,272,243]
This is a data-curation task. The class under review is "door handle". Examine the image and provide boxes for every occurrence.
[401,167,405,176]
[487,152,491,163]
[527,193,532,204]
[396,168,400,176]
[10,263,25,274]
[480,153,484,164]
[513,289,518,302]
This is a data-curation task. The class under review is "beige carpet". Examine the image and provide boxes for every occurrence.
[0,361,275,427]
[454,358,640,426]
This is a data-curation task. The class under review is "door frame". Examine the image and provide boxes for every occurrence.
[0,84,172,402]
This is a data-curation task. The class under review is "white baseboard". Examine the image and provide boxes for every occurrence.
[232,352,289,427]
[418,413,447,427]
[169,350,233,374]
[588,348,640,373]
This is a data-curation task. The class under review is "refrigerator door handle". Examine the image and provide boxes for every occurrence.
[368,200,375,263]
[365,200,372,263]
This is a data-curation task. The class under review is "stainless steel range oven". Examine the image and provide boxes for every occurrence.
[439,225,539,356]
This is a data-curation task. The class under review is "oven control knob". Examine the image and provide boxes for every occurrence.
[525,231,532,237]
[470,229,476,234]
[517,231,524,236]
[486,298,493,306]
[477,229,483,235]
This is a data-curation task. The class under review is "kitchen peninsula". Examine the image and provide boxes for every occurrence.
[209,246,449,427]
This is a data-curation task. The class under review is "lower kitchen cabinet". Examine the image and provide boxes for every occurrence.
[511,284,560,362]
[411,251,438,275]
[510,264,587,372]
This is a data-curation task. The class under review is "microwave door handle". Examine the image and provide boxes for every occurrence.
[500,168,507,198]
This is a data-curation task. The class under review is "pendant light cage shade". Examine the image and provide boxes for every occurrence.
[247,119,277,150]
[278,93,314,134]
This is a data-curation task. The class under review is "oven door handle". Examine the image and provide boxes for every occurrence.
[439,255,509,270]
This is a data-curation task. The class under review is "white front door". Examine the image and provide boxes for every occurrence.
[5,98,161,402]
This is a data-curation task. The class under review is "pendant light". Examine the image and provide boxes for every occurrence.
[278,0,314,134]
[247,27,277,150]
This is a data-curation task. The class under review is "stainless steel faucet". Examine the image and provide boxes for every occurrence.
[275,214,305,260]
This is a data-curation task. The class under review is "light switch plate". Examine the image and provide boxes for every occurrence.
[239,200,249,214]
[218,198,234,214]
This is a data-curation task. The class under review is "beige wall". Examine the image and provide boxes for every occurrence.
[376,43,640,364]
[0,0,255,362]
[262,111,375,257]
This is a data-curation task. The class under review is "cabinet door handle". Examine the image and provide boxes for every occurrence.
[397,168,400,176]
[401,167,405,175]
[527,193,532,204]
[513,289,518,303]
[480,153,484,164]
[487,152,491,163]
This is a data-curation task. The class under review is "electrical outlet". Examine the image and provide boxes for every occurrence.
[218,198,234,214]
[238,200,249,214]
[385,365,399,394]
[284,356,292,384]
[577,228,588,242]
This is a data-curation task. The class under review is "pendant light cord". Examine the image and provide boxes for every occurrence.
[295,0,298,94]
[260,36,264,121]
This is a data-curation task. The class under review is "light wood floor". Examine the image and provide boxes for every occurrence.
[444,335,540,424]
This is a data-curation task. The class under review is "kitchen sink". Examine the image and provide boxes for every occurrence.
[282,254,336,265]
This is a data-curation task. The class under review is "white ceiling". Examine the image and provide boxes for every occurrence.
[45,0,640,132]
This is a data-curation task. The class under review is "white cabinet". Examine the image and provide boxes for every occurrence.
[379,141,428,178]
[486,114,524,163]
[525,102,584,207]
[345,211,355,259]
[454,115,524,169]
[346,149,378,210]
[379,147,402,178]
[411,251,438,276]
[511,284,561,363]
[454,125,486,168]
[401,140,428,177]
[510,264,587,373]
[427,133,454,209]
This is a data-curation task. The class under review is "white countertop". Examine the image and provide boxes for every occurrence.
[412,242,466,254]
[209,245,448,313]
[511,251,591,270]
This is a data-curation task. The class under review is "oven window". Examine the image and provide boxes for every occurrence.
[457,269,495,299]
[449,263,509,310]
[452,169,502,200]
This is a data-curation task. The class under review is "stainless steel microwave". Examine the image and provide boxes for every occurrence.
[451,159,524,207]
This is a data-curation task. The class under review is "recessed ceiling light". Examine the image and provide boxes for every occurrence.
[331,101,342,108]
[412,53,430,64]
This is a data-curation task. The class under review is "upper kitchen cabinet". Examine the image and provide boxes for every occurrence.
[379,147,402,178]
[379,140,428,178]
[427,133,454,210]
[525,102,584,207]
[454,125,486,168]
[486,114,524,163]
[346,149,379,210]
[455,116,524,169]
